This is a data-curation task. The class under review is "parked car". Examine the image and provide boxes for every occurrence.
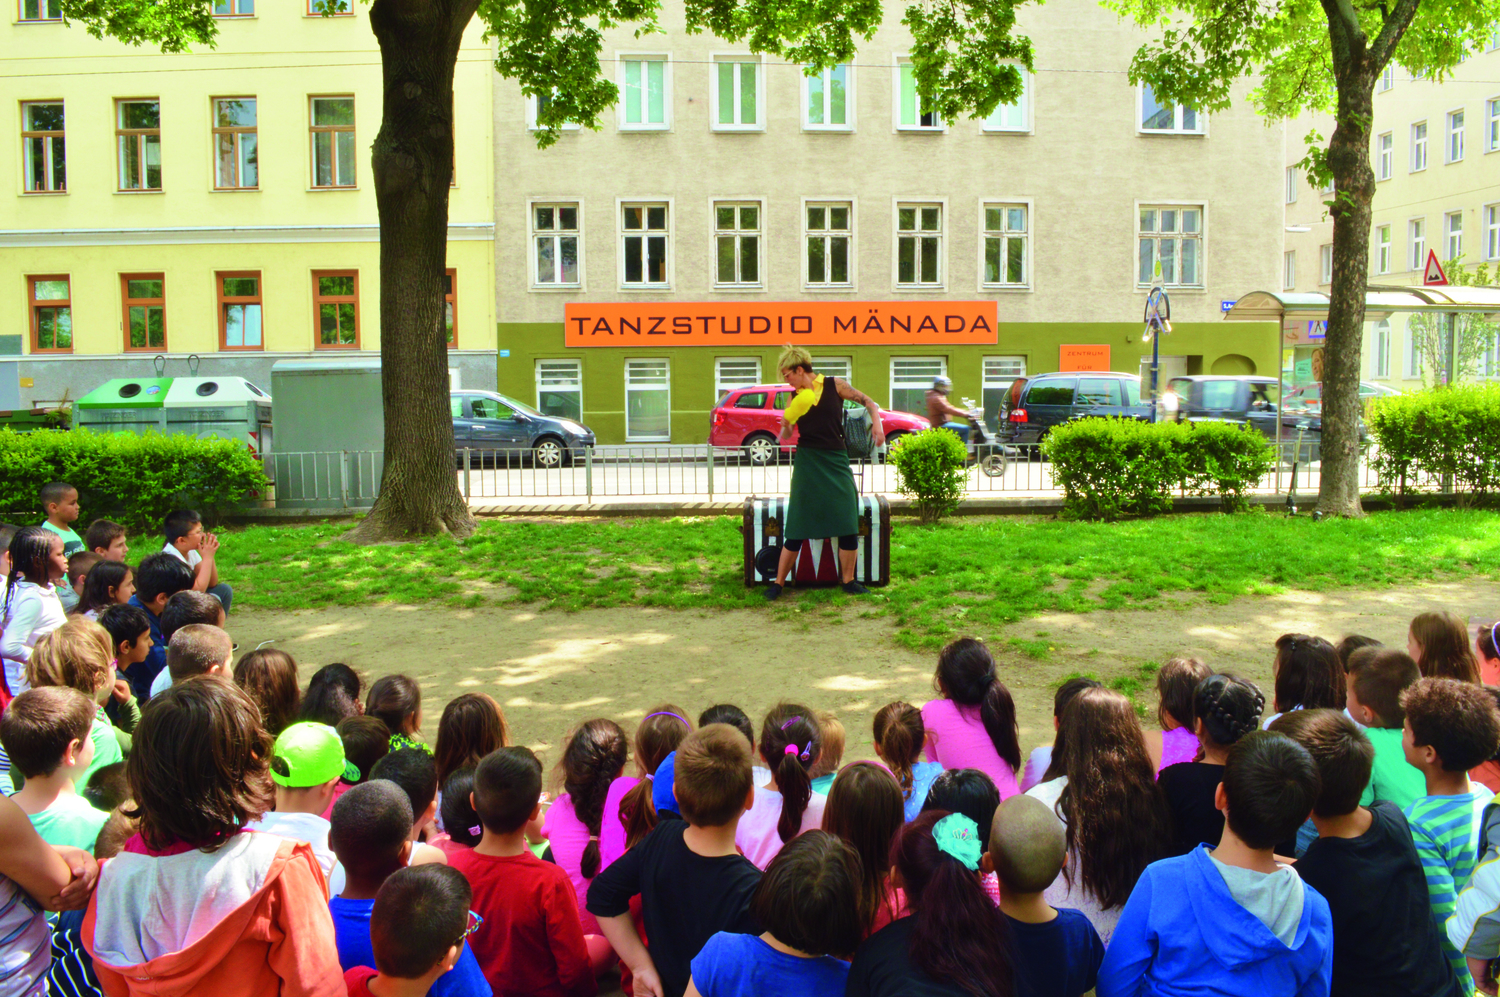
[1282,380,1403,415]
[451,390,595,467]
[1163,375,1365,463]
[998,371,1152,447]
[709,384,930,464]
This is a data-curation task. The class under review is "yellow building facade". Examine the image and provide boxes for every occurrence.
[1,0,495,405]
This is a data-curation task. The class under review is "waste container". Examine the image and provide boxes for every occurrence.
[162,377,273,454]
[74,378,172,435]
[268,359,385,508]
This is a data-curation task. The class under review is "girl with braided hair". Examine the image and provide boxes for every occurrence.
[1159,674,1266,857]
[0,525,68,703]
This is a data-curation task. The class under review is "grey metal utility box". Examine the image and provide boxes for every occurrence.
[269,359,385,509]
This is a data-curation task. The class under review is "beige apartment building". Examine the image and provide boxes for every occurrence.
[492,0,1286,443]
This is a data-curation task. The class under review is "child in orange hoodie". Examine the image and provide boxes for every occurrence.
[83,676,344,997]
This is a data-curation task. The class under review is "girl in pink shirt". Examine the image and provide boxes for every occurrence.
[920,638,1021,798]
[599,705,691,868]
[1145,656,1210,776]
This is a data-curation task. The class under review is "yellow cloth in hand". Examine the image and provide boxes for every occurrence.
[782,375,823,427]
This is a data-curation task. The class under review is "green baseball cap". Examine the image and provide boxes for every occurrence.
[270,722,359,788]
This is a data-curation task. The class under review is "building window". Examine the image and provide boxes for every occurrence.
[1138,205,1202,287]
[1409,218,1425,270]
[817,357,852,382]
[27,276,71,352]
[714,202,761,287]
[621,203,669,287]
[982,356,1026,428]
[712,57,761,130]
[805,202,851,288]
[1448,110,1465,163]
[804,65,850,130]
[715,357,761,400]
[213,0,253,15]
[1488,99,1499,153]
[620,57,668,130]
[1406,326,1424,378]
[443,269,457,345]
[1320,244,1332,285]
[1411,121,1427,171]
[21,102,65,193]
[1284,167,1297,204]
[526,92,580,132]
[1283,251,1296,290]
[890,357,945,414]
[310,96,356,188]
[312,270,359,348]
[212,97,258,189]
[1373,319,1391,378]
[19,0,59,19]
[116,100,161,192]
[1447,211,1463,260]
[1379,66,1393,92]
[982,71,1030,132]
[624,358,670,441]
[1486,205,1499,261]
[121,274,165,351]
[1377,132,1393,180]
[896,203,943,288]
[216,271,262,349]
[982,203,1028,288]
[1139,84,1202,133]
[306,0,351,13]
[536,360,582,421]
[1377,224,1391,274]
[533,203,580,286]
[896,59,941,130]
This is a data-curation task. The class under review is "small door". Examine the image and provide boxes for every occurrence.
[468,395,528,447]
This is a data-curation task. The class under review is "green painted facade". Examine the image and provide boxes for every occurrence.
[495,320,1281,444]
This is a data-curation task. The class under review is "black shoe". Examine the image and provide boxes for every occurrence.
[842,580,870,595]
[764,583,784,601]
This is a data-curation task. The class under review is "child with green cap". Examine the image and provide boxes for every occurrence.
[246,721,358,882]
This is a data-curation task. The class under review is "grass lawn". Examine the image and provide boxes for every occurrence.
[220,508,1500,651]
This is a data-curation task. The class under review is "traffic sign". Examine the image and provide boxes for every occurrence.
[1423,249,1449,286]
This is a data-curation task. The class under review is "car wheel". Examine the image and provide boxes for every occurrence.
[744,433,778,466]
[980,451,1009,478]
[533,436,566,469]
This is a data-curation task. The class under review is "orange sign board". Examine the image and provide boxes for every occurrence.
[1059,345,1111,372]
[564,301,998,347]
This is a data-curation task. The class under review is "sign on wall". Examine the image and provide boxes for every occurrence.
[563,302,999,347]
[1059,344,1110,372]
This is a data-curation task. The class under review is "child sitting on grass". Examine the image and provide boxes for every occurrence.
[38,483,84,558]
[76,561,134,621]
[1158,674,1264,857]
[821,762,906,935]
[324,715,390,819]
[123,553,193,700]
[2,525,70,699]
[872,702,943,821]
[66,553,101,613]
[155,624,232,699]
[808,710,844,796]
[1265,632,1345,727]
[368,748,449,866]
[1146,656,1211,775]
[343,865,477,997]
[1,687,111,853]
[921,638,1021,798]
[234,648,300,738]
[27,617,130,784]
[161,509,230,613]
[1345,646,1427,808]
[83,520,128,561]
[367,675,430,754]
[736,704,826,869]
[245,722,356,879]
[1021,678,1101,792]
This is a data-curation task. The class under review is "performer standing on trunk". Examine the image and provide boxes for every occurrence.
[766,346,885,601]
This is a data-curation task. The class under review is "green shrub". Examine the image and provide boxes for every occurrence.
[888,428,969,522]
[0,429,269,532]
[1043,418,1274,520]
[1367,383,1500,502]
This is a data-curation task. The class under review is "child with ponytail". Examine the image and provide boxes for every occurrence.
[847,810,1014,997]
[1146,657,1211,775]
[736,704,825,870]
[600,705,692,868]
[1,526,69,701]
[1159,674,1265,856]
[922,638,1022,798]
[873,702,944,822]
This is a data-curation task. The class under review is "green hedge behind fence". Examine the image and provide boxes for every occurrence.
[1042,418,1276,520]
[1368,383,1500,502]
[0,430,269,532]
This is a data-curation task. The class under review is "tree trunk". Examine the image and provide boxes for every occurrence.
[348,0,478,543]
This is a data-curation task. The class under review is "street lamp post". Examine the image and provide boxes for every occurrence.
[1142,286,1172,423]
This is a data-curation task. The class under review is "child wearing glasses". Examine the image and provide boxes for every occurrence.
[345,865,480,997]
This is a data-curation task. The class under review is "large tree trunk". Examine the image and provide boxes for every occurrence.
[348,0,478,543]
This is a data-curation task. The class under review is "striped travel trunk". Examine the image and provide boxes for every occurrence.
[742,494,891,587]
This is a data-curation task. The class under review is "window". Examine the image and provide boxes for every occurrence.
[306,0,350,13]
[1320,244,1332,285]
[1447,211,1463,260]
[1283,251,1296,290]
[981,356,1025,428]
[1139,84,1202,133]
[734,392,768,409]
[1406,326,1424,378]
[896,59,941,130]
[310,96,356,187]
[1379,66,1393,92]
[804,65,850,130]
[1138,206,1203,287]
[715,357,760,400]
[805,202,851,288]
[1448,110,1465,162]
[1373,319,1391,378]
[621,203,668,287]
[536,360,582,421]
[1486,205,1499,261]
[1285,167,1298,204]
[27,276,70,352]
[620,57,668,129]
[532,203,580,286]
[1377,225,1391,274]
[312,270,358,348]
[714,202,760,287]
[212,97,257,189]
[1411,121,1427,171]
[216,271,262,349]
[1488,99,1499,153]
[896,203,943,288]
[817,357,852,382]
[624,358,670,441]
[21,102,65,193]
[527,92,580,131]
[20,0,59,19]
[712,57,761,130]
[890,357,944,414]
[213,0,253,15]
[982,203,1028,288]
[116,100,161,191]
[121,274,165,351]
[1377,132,1393,180]
[982,70,1030,132]
[1410,218,1426,270]
[444,269,457,345]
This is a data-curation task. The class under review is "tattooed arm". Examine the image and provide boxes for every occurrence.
[834,378,885,447]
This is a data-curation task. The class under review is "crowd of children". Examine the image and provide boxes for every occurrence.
[4,483,1500,997]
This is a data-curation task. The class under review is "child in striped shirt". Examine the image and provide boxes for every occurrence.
[1401,678,1500,993]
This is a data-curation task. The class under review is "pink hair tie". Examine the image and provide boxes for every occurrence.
[784,744,799,756]
[469,825,482,837]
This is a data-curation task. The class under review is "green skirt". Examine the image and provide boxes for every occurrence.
[786,446,859,541]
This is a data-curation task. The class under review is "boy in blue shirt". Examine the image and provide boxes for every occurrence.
[122,553,193,700]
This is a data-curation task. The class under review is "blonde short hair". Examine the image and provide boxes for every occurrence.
[28,617,114,695]
[777,345,813,374]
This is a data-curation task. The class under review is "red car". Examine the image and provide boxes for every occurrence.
[710,384,931,464]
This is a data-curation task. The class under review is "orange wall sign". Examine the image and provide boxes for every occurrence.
[1059,344,1111,372]
[564,301,998,347]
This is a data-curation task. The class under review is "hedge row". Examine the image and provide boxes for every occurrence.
[1367,383,1500,502]
[1042,418,1276,520]
[0,429,269,532]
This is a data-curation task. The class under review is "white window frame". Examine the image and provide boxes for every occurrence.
[1446,210,1463,261]
[1409,217,1426,271]
[1283,251,1296,291]
[535,359,582,421]
[802,197,856,290]
[1135,201,1205,289]
[801,64,854,132]
[714,357,761,400]
[624,357,671,442]
[894,56,944,132]
[1377,224,1391,274]
[617,54,671,132]
[1377,132,1393,180]
[1372,319,1391,378]
[1485,204,1500,261]
[978,199,1031,291]
[981,355,1027,427]
[1285,167,1298,204]
[889,356,946,413]
[1319,244,1332,285]
[617,198,672,290]
[816,357,852,382]
[1411,121,1428,171]
[712,198,765,290]
[1137,84,1205,135]
[981,67,1032,134]
[709,54,765,132]
[1447,109,1465,163]
[526,92,581,132]
[528,198,584,290]
[1405,324,1424,379]
[1379,65,1394,92]
[21,100,65,194]
[1488,98,1500,154]
[892,198,946,290]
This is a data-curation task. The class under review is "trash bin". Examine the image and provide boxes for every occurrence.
[162,377,273,454]
[74,378,172,435]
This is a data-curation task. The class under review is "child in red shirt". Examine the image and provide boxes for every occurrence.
[344,864,471,997]
[449,747,595,997]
